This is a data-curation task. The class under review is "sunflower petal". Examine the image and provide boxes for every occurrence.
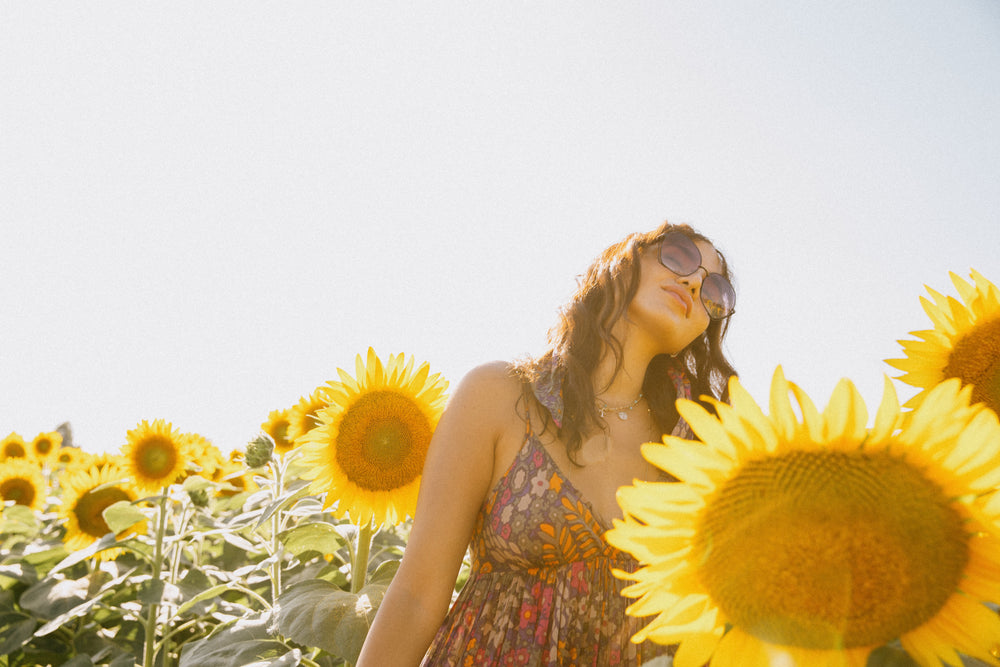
[822,378,867,444]
[711,627,772,667]
[789,380,823,443]
[901,593,1000,667]
[769,366,800,441]
[870,376,901,444]
[673,631,723,667]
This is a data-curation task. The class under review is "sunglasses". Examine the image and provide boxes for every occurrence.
[658,231,736,320]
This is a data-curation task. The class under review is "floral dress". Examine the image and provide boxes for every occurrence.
[422,367,693,666]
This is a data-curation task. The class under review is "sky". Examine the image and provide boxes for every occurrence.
[2,2,999,455]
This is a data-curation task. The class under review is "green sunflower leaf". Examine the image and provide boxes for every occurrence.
[182,474,214,492]
[180,640,299,667]
[20,577,89,618]
[175,584,231,617]
[103,500,147,535]
[278,522,345,557]
[34,587,115,637]
[178,614,295,667]
[274,579,386,663]
[253,479,313,531]
[0,612,37,656]
[368,558,400,586]
[21,545,70,575]
[61,656,96,667]
[137,577,165,605]
[48,534,115,575]
[0,504,38,536]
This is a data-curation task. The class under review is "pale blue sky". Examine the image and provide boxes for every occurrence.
[2,2,999,454]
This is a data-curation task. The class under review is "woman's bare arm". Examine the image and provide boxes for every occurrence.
[356,361,521,667]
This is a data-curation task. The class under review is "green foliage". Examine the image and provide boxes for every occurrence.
[0,448,415,667]
[275,580,385,664]
[101,502,146,536]
[177,615,296,667]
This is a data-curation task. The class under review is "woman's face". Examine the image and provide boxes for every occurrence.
[625,237,723,355]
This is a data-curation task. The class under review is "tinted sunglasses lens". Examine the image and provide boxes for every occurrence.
[702,273,735,319]
[659,233,701,275]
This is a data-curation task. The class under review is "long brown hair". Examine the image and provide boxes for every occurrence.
[513,221,737,464]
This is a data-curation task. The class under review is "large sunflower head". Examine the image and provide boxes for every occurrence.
[58,460,145,559]
[606,367,1000,667]
[297,348,449,526]
[30,431,63,464]
[1,432,30,461]
[261,408,295,455]
[0,459,48,511]
[120,419,192,495]
[887,269,1000,416]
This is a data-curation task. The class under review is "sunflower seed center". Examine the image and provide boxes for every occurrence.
[3,442,26,458]
[336,390,432,492]
[137,435,179,479]
[694,449,968,649]
[76,486,132,538]
[943,316,1000,415]
[0,478,36,507]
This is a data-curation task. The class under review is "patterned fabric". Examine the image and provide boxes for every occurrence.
[531,358,566,428]
[421,366,694,666]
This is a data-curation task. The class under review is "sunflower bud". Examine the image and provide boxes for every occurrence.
[187,488,209,508]
[244,435,274,468]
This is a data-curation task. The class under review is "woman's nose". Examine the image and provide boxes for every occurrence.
[678,267,707,292]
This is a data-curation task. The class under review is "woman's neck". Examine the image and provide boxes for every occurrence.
[592,343,651,408]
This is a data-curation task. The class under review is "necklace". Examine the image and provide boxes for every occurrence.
[597,393,644,421]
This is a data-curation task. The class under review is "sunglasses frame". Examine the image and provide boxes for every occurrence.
[657,232,736,320]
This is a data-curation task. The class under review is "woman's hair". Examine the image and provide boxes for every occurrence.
[513,220,737,464]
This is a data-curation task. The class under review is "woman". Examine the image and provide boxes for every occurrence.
[357,221,737,666]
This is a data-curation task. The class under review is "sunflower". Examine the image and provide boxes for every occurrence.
[182,433,224,479]
[605,367,1000,667]
[0,459,47,510]
[287,389,331,444]
[120,419,192,495]
[58,460,145,558]
[1,433,30,461]
[53,446,92,471]
[211,458,259,497]
[887,269,1000,416]
[298,348,449,526]
[91,453,130,472]
[29,431,63,464]
[262,408,295,454]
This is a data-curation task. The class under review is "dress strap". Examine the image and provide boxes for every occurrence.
[529,357,565,429]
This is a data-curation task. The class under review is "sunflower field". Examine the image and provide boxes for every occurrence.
[3,270,1000,667]
[1,351,451,667]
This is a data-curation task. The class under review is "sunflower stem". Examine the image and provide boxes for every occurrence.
[161,501,192,666]
[143,492,169,667]
[351,520,374,594]
[156,615,215,654]
[270,457,284,603]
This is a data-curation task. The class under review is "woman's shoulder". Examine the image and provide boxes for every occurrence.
[435,361,526,446]
[450,360,523,403]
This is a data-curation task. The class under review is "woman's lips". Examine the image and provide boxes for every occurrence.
[662,285,692,316]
